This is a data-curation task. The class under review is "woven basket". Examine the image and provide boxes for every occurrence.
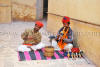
[44,46,54,57]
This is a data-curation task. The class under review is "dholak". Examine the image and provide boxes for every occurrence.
[44,46,54,57]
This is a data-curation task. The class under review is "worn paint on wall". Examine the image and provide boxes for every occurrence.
[12,0,43,21]
[12,0,36,21]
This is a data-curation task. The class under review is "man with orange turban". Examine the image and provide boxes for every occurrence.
[49,16,73,51]
[18,21,45,52]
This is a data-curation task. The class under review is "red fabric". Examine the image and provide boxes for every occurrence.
[23,44,32,46]
[71,48,80,53]
[62,16,70,23]
[35,21,44,27]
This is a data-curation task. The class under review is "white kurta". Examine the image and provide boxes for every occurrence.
[52,40,73,51]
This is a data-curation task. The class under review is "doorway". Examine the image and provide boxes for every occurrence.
[43,0,48,19]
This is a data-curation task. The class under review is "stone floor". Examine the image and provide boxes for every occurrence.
[0,20,96,67]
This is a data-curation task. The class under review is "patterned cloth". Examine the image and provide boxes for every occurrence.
[21,29,41,45]
[18,49,71,61]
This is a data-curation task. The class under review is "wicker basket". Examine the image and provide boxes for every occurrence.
[44,46,54,57]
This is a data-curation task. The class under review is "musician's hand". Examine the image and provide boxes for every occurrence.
[23,37,27,40]
[27,46,34,51]
[62,39,64,42]
[56,33,59,36]
[63,39,73,43]
[28,36,33,39]
[56,39,59,42]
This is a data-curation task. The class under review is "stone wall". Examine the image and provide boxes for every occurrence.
[12,0,36,21]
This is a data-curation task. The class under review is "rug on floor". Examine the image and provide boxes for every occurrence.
[17,49,72,61]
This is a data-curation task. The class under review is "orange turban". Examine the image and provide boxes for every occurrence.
[35,21,44,27]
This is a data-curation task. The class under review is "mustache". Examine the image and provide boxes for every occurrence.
[64,26,69,28]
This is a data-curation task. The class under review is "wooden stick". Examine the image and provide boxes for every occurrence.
[76,53,78,58]
[67,51,70,59]
[73,53,76,60]
[71,52,74,59]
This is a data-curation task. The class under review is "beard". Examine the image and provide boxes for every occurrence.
[34,28,39,32]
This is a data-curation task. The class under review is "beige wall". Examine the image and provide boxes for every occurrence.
[71,19,100,67]
[0,0,11,6]
[0,0,11,23]
[12,0,36,7]
[0,7,11,23]
[47,0,100,66]
[47,14,63,34]
[48,0,100,25]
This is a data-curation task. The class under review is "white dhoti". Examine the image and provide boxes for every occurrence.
[18,40,73,52]
[52,40,73,51]
[18,42,45,52]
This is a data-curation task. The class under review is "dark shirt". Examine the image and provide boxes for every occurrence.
[57,27,73,43]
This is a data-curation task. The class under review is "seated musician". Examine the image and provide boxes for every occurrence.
[49,16,73,51]
[18,21,45,52]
